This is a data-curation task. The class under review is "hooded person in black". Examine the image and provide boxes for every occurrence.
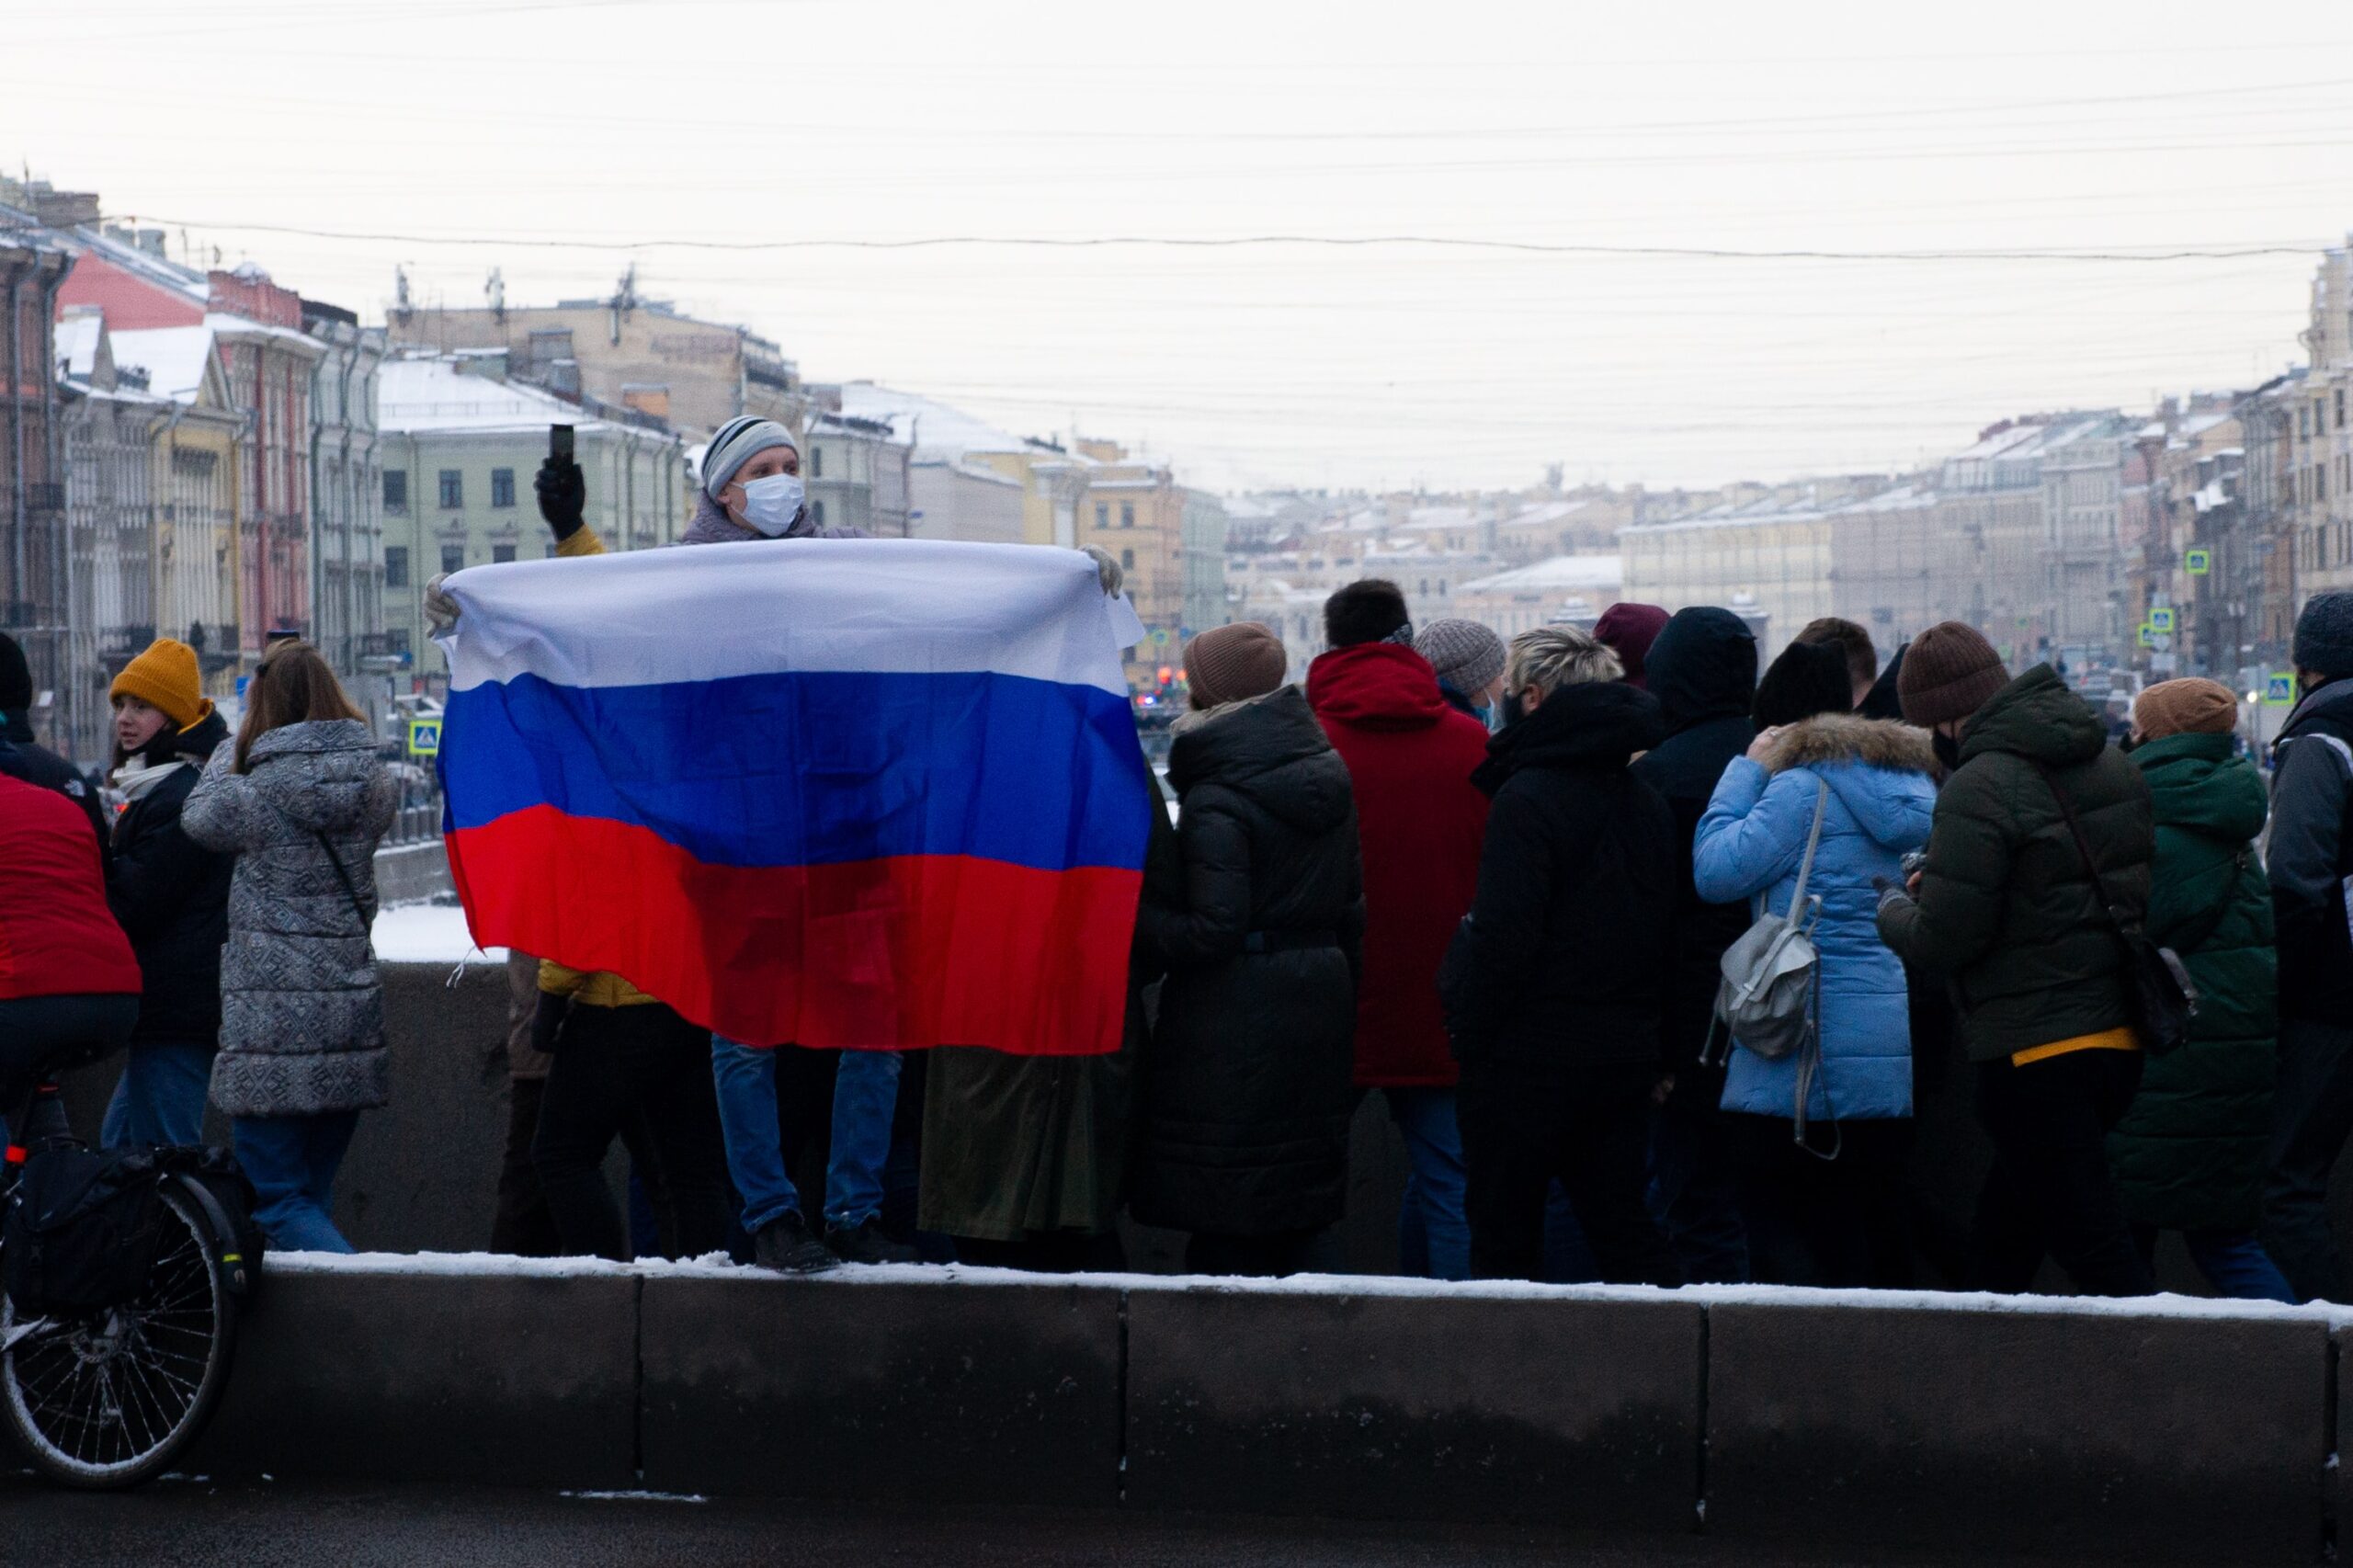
[1135,646,1365,1277]
[0,631,107,850]
[1440,627,1684,1285]
[1859,643,1910,723]
[1629,608,1758,1282]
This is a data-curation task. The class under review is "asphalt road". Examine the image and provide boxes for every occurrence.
[0,1477,2150,1568]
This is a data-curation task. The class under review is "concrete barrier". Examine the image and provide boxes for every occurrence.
[1704,1297,2331,1563]
[188,1261,639,1489]
[639,1272,1122,1506]
[164,1260,2349,1561]
[372,841,454,905]
[1121,1282,1701,1528]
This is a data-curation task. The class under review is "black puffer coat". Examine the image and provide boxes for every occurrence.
[1878,665,2154,1063]
[107,709,234,1047]
[1629,608,1758,1083]
[1134,687,1364,1237]
[1440,680,1677,1078]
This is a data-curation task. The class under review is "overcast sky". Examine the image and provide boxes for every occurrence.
[6,0,2350,494]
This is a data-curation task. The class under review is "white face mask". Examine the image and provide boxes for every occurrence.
[737,472,806,537]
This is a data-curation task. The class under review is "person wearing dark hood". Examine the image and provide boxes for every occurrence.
[182,642,399,1253]
[2261,592,2353,1301]
[97,638,234,1148]
[1593,603,1671,690]
[1876,622,2157,1297]
[2107,680,2291,1301]
[0,631,107,847]
[1857,642,1910,723]
[1135,622,1364,1276]
[1629,607,1759,1283]
[1439,627,1683,1285]
[1697,640,1935,1288]
[1308,587,1491,1281]
[1795,617,1881,712]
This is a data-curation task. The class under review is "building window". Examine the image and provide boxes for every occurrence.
[492,543,517,564]
[383,545,408,588]
[2338,387,2347,429]
[1095,503,1108,529]
[438,470,463,508]
[491,468,516,508]
[813,500,827,528]
[1120,504,1135,528]
[383,471,407,511]
[441,544,465,575]
[1120,548,1135,571]
[810,445,824,479]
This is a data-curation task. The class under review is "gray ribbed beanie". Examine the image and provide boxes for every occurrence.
[700,415,798,498]
[1415,618,1506,697]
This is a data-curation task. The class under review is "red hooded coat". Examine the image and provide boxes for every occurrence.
[1304,643,1490,1086]
[0,772,141,1003]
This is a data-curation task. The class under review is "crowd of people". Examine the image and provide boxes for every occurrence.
[8,413,2353,1304]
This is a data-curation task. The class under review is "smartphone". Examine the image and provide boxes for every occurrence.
[550,424,574,463]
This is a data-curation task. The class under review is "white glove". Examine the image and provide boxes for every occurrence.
[1081,544,1123,597]
[425,572,460,634]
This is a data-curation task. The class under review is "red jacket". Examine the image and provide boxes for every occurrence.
[1305,643,1491,1086]
[0,772,141,1002]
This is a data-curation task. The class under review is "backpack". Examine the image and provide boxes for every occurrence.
[1704,780,1832,1143]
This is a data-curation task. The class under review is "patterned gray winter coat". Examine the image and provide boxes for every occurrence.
[182,719,400,1118]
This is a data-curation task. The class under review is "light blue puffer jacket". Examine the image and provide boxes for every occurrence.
[1693,714,1938,1122]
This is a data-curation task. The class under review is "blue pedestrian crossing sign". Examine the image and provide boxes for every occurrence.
[2267,673,2297,706]
[2186,548,2211,575]
[406,717,442,756]
[2148,606,2175,633]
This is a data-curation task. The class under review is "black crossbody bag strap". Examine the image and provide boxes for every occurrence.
[2031,761,2139,939]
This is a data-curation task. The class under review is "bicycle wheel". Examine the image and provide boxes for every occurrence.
[1,1182,239,1488]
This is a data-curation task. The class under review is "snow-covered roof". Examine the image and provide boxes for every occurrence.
[379,356,617,436]
[56,313,103,379]
[835,382,1039,464]
[206,311,323,358]
[1458,554,1624,594]
[108,324,217,403]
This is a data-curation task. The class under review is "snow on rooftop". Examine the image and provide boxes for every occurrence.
[108,324,216,403]
[1459,553,1623,594]
[379,357,611,436]
[835,382,1030,464]
[56,313,102,378]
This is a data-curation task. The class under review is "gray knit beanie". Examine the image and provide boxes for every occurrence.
[2293,592,2353,681]
[1415,618,1506,698]
[700,415,798,499]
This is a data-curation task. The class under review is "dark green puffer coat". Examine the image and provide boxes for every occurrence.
[2105,732,2278,1232]
[1878,665,2154,1063]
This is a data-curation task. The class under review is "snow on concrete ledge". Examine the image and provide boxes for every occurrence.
[371,903,505,965]
[265,1251,2353,1324]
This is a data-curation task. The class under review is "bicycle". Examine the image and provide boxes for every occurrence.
[0,1081,244,1489]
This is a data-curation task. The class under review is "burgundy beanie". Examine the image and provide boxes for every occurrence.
[1898,621,2010,727]
[1593,602,1671,688]
[1185,622,1288,708]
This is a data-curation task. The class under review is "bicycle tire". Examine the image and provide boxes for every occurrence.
[0,1183,240,1489]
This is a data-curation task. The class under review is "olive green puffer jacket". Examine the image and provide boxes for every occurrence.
[2105,733,2278,1232]
[1878,665,2154,1063]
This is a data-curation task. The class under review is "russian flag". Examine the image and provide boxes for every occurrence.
[436,540,1153,1054]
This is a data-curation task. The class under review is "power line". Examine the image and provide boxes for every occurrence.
[88,217,2336,263]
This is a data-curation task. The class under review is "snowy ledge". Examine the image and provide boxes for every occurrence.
[264,1250,2353,1326]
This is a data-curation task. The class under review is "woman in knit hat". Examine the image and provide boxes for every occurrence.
[1593,602,1671,690]
[1136,620,1362,1274]
[1415,618,1508,725]
[100,637,235,1148]
[2103,680,2290,1300]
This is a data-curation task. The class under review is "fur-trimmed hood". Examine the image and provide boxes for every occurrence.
[1761,712,1936,777]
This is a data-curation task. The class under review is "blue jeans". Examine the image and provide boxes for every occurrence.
[101,1041,216,1150]
[1386,1087,1472,1282]
[233,1110,362,1254]
[2142,1226,2297,1303]
[710,1038,901,1233]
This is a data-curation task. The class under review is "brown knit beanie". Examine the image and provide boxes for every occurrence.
[1897,621,2009,728]
[109,637,209,731]
[1184,622,1288,709]
[2133,677,2238,741]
